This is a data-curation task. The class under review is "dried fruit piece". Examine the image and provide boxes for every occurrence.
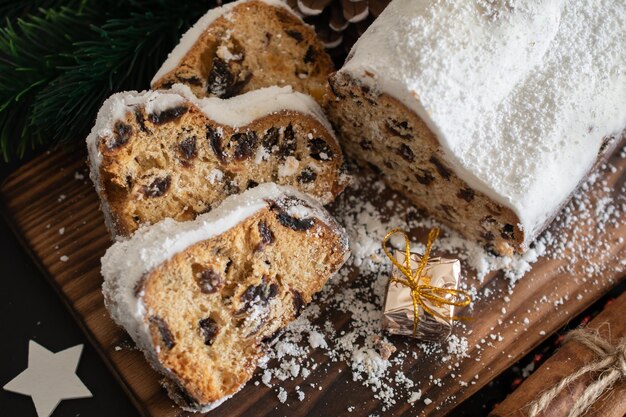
[231,131,258,160]
[256,221,275,251]
[240,280,279,311]
[297,167,317,184]
[195,268,223,294]
[109,121,132,149]
[396,144,415,162]
[262,127,279,151]
[148,106,188,124]
[308,138,334,161]
[134,110,149,133]
[198,317,219,346]
[178,136,197,159]
[385,121,413,140]
[304,46,316,64]
[429,155,451,180]
[501,224,515,240]
[278,125,296,158]
[457,187,475,202]
[359,139,373,150]
[207,58,234,97]
[207,125,225,161]
[176,75,202,86]
[150,316,176,349]
[276,211,315,231]
[143,176,171,198]
[415,169,434,185]
[247,180,259,189]
[285,29,303,42]
[291,290,305,317]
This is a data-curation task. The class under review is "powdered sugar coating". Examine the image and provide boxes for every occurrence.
[101,183,348,410]
[151,0,296,84]
[341,0,626,249]
[85,84,337,234]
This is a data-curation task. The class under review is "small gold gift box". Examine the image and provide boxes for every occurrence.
[381,228,470,342]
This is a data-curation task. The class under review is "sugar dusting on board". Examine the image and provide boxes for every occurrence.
[257,147,625,412]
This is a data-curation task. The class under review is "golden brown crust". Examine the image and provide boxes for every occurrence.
[325,72,523,255]
[139,206,347,406]
[96,101,347,237]
[152,1,334,104]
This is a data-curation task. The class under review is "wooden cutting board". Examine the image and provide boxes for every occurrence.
[1,146,624,417]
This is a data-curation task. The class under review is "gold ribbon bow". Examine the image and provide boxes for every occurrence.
[382,228,472,336]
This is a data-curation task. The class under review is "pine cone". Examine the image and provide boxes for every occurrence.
[287,0,391,62]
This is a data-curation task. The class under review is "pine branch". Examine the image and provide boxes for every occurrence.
[0,0,224,162]
[0,7,96,160]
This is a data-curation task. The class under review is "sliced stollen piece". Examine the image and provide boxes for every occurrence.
[326,0,626,255]
[151,0,333,103]
[101,183,349,412]
[87,84,348,237]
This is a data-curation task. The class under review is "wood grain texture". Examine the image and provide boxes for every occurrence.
[490,292,626,417]
[1,147,624,417]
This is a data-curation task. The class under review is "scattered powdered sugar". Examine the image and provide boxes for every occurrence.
[256,147,624,411]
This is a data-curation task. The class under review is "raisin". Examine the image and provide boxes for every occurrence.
[367,162,382,174]
[384,160,396,170]
[231,131,258,160]
[359,140,373,150]
[176,75,202,86]
[110,121,132,148]
[304,45,316,64]
[147,106,188,124]
[143,176,171,197]
[278,125,297,158]
[149,316,175,349]
[396,144,415,162]
[276,211,315,231]
[195,268,222,294]
[291,290,305,317]
[198,317,219,346]
[308,138,334,161]
[429,155,451,180]
[207,125,225,161]
[328,80,345,100]
[297,168,317,184]
[439,204,456,220]
[247,180,259,189]
[178,136,197,159]
[207,58,234,97]
[240,280,278,310]
[263,127,280,151]
[385,121,413,140]
[457,187,475,202]
[134,110,149,133]
[482,231,495,242]
[256,221,275,251]
[224,180,240,195]
[415,169,434,185]
[285,30,304,42]
[501,224,515,240]
[227,72,253,97]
